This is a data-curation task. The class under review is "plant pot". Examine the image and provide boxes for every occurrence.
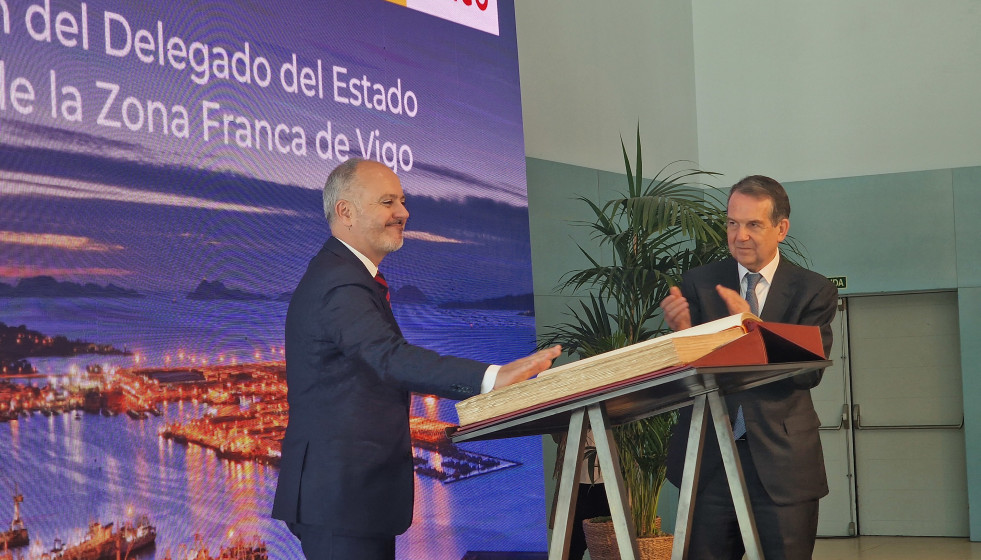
[581,517,673,560]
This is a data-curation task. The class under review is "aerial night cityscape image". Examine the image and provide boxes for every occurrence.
[0,1,544,558]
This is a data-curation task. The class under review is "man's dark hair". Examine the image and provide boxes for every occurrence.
[729,175,790,224]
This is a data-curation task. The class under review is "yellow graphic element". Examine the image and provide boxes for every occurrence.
[385,0,408,6]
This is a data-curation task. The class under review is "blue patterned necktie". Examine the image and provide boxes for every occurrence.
[732,272,762,439]
[744,272,762,315]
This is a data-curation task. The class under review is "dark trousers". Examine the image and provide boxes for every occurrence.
[687,440,819,560]
[288,522,396,560]
[569,483,612,560]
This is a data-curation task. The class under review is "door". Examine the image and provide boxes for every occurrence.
[848,291,967,536]
[813,291,968,537]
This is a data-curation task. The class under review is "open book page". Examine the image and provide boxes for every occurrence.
[657,312,761,342]
[534,312,759,379]
[456,314,758,426]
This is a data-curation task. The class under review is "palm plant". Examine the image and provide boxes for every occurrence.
[540,128,730,538]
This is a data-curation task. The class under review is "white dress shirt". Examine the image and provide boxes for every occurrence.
[737,251,780,315]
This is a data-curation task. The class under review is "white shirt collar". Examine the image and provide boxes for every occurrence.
[336,238,379,277]
[737,251,780,287]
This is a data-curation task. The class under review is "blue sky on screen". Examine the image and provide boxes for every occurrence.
[0,0,531,298]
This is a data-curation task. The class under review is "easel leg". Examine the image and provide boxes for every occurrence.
[706,392,764,560]
[671,394,708,560]
[587,404,639,560]
[549,407,587,560]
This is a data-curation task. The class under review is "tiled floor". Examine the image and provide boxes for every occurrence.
[814,536,981,559]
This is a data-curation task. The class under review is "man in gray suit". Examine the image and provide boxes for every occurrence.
[272,158,561,560]
[660,176,837,560]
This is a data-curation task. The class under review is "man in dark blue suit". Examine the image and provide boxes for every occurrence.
[272,158,561,560]
[660,176,837,560]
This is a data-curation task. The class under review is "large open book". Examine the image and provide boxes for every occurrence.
[455,313,825,427]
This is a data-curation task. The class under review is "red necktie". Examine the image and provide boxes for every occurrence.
[374,273,390,303]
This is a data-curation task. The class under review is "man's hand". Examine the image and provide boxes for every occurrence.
[715,284,752,315]
[494,345,562,389]
[660,286,692,331]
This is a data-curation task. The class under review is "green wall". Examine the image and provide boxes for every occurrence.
[527,157,981,541]
[953,173,981,533]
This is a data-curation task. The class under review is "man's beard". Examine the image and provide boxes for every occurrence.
[377,222,405,254]
[381,236,404,253]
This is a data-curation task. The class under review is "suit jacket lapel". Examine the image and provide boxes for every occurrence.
[698,259,740,321]
[323,237,401,329]
[760,257,793,322]
[718,258,740,292]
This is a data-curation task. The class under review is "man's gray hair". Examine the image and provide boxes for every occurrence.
[323,158,366,224]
